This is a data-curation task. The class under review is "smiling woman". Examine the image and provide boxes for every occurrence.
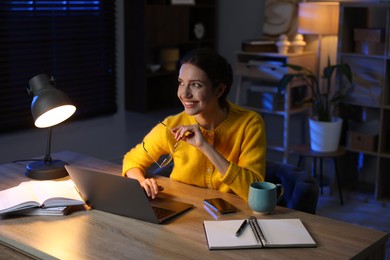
[122,48,267,202]
[0,0,116,133]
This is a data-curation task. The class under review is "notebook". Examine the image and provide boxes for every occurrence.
[65,165,193,224]
[203,216,316,250]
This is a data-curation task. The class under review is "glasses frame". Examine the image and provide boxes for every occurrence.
[142,122,179,168]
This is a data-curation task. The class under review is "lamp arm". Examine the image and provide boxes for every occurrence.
[44,127,53,165]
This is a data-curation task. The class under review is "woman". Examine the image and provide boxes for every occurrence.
[122,48,266,201]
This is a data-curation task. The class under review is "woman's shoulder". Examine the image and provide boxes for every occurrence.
[217,102,263,133]
[228,101,263,121]
[163,111,194,126]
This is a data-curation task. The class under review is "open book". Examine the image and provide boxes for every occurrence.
[0,180,85,214]
[3,205,87,216]
[5,206,69,216]
[203,216,316,250]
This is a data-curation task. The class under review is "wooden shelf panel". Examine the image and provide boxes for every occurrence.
[243,105,309,116]
[338,2,390,201]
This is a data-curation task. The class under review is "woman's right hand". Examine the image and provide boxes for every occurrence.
[125,168,160,199]
[140,177,160,199]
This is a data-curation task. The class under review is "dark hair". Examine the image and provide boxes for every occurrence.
[180,48,233,107]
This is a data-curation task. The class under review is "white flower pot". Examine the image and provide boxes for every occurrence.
[309,117,343,152]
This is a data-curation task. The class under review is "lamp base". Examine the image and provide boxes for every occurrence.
[26,160,69,180]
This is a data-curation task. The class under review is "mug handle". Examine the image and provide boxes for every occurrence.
[275,184,284,203]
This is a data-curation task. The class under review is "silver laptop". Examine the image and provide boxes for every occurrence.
[65,165,193,224]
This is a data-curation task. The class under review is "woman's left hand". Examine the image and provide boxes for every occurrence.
[171,124,205,149]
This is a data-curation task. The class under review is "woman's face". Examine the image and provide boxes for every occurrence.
[177,63,222,116]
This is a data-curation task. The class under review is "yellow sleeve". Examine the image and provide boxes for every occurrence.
[122,121,174,176]
[220,114,266,201]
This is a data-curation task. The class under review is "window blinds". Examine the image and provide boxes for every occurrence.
[0,0,116,133]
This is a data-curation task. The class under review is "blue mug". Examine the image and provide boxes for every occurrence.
[248,182,284,214]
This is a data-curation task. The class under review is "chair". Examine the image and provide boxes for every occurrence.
[152,161,319,214]
[265,161,319,214]
[290,144,345,205]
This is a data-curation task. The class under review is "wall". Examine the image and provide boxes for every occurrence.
[217,0,265,101]
[0,0,265,165]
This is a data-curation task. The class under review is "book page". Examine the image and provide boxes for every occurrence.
[32,180,84,207]
[0,182,40,213]
[259,219,316,247]
[203,220,262,249]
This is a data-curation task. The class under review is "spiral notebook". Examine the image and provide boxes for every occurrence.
[203,216,316,250]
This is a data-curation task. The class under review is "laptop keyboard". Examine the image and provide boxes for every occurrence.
[152,206,175,219]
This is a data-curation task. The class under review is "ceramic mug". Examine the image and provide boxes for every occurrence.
[248,182,284,214]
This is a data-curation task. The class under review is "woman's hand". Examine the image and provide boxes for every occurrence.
[171,124,205,148]
[140,177,160,199]
[171,124,230,177]
[125,168,160,199]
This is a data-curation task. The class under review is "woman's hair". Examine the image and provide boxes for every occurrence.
[180,48,233,107]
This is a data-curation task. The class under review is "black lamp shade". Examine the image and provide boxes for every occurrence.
[29,74,76,128]
[25,74,76,180]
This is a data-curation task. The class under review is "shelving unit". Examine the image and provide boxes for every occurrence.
[234,51,316,163]
[337,2,390,201]
[124,0,217,112]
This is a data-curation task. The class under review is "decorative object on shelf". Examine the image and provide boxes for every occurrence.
[171,0,195,5]
[193,22,205,40]
[147,64,161,73]
[298,2,339,80]
[262,0,298,39]
[160,48,180,71]
[292,34,306,54]
[278,60,353,152]
[347,120,379,152]
[275,34,291,54]
[353,28,385,55]
[241,39,277,53]
[26,74,76,180]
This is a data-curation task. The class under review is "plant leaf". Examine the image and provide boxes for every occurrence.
[278,74,295,94]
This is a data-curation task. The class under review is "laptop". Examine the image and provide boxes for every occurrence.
[64,165,193,224]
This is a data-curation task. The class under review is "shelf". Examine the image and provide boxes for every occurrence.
[344,147,379,156]
[235,52,315,163]
[344,101,381,109]
[338,2,390,201]
[378,152,390,159]
[339,52,390,60]
[124,0,217,112]
[267,144,285,152]
[243,106,309,116]
[146,70,177,77]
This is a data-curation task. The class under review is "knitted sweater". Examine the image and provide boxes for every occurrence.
[122,101,266,201]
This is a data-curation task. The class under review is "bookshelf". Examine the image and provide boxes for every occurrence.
[234,51,316,163]
[337,2,390,201]
[124,0,217,112]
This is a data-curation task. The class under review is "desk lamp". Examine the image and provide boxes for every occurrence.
[26,74,76,180]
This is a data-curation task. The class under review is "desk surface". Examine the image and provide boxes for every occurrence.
[0,151,388,259]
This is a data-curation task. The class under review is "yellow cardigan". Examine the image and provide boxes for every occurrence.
[122,101,266,201]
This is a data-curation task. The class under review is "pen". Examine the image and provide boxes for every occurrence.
[235,219,247,237]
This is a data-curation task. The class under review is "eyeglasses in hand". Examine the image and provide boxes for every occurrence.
[142,122,180,168]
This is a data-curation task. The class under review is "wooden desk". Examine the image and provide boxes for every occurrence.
[0,151,388,259]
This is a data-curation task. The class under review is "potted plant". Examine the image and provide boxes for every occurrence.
[278,59,353,152]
